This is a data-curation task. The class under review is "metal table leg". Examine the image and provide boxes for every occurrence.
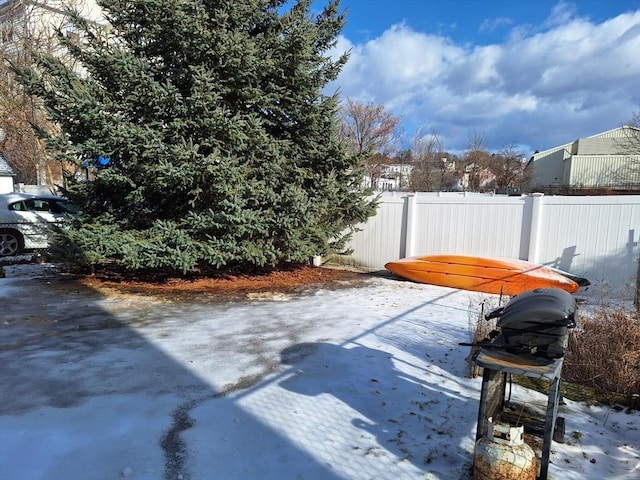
[539,375,561,480]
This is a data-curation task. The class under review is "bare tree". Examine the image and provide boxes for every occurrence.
[337,98,400,189]
[618,111,640,155]
[616,113,640,191]
[0,0,90,188]
[461,131,491,192]
[618,112,640,305]
[488,144,531,191]
[392,148,412,191]
[595,113,640,190]
[409,131,442,191]
[0,69,39,184]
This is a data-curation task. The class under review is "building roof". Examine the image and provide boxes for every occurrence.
[0,153,16,176]
[533,126,638,159]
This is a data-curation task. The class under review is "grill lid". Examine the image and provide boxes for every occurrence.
[494,288,576,330]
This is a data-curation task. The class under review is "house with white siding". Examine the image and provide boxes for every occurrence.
[0,153,16,192]
[376,163,413,191]
[530,126,640,192]
[1,0,104,187]
[0,0,103,51]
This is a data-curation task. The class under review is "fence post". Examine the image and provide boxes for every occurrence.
[404,193,417,258]
[634,246,640,313]
[527,193,545,263]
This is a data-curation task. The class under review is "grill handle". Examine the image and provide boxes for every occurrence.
[485,307,504,320]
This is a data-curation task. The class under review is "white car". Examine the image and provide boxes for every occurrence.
[0,192,77,256]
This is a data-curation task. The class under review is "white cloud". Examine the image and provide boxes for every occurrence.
[479,16,513,33]
[331,9,640,155]
[334,24,463,99]
[544,1,579,28]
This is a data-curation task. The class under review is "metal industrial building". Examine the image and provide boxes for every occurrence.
[530,126,640,192]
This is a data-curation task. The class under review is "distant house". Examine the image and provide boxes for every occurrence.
[0,153,16,193]
[460,162,496,192]
[530,126,640,191]
[1,0,104,188]
[0,0,103,52]
[377,164,413,191]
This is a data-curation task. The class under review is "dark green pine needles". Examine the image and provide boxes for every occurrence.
[14,0,376,274]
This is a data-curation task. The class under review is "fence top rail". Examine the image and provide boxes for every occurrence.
[377,192,640,205]
[537,195,640,205]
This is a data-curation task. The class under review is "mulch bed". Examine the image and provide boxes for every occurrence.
[76,264,371,296]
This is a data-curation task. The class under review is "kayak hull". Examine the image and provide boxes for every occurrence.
[384,255,580,295]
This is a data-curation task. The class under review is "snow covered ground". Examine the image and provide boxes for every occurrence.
[0,263,638,479]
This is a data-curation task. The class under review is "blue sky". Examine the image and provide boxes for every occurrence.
[325,0,640,156]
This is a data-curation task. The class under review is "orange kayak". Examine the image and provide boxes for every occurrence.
[384,255,580,296]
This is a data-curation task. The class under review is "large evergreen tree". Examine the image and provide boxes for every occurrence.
[15,0,375,273]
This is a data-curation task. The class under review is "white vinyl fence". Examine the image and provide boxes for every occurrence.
[334,192,640,295]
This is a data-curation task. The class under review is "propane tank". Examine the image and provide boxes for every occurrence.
[474,418,537,480]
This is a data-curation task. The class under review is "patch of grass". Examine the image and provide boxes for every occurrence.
[468,296,640,406]
[513,376,630,407]
[564,307,639,398]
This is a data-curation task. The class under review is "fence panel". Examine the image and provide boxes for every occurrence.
[344,195,407,270]
[335,193,640,292]
[409,193,526,259]
[531,195,640,293]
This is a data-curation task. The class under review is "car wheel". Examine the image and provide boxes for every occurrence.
[0,230,24,256]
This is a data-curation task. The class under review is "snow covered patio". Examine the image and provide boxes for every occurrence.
[0,263,638,479]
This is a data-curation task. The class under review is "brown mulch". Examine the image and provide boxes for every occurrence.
[1,256,377,300]
[77,264,372,297]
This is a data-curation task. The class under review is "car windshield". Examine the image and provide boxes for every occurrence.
[8,197,78,214]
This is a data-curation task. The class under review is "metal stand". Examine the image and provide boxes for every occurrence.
[474,349,564,480]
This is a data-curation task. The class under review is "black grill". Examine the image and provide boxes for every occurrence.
[485,288,577,359]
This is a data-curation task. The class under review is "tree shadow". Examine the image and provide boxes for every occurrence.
[0,263,345,480]
[279,340,477,477]
[545,229,639,300]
